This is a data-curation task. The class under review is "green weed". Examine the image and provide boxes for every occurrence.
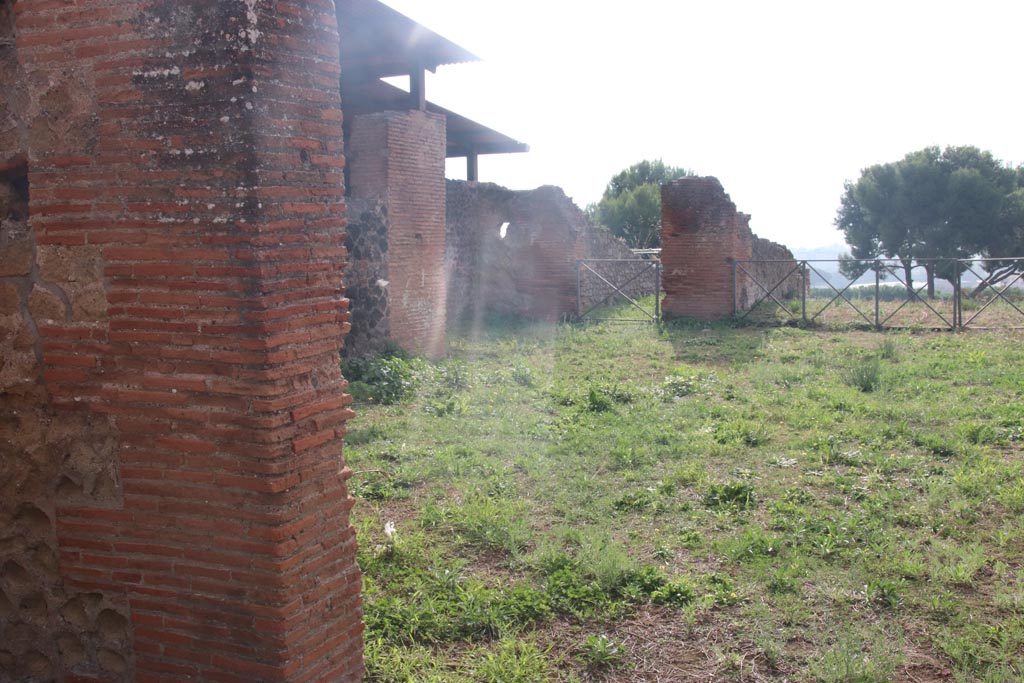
[576,634,625,669]
[703,482,756,509]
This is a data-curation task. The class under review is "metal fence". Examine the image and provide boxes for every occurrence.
[733,258,1024,330]
[576,258,662,322]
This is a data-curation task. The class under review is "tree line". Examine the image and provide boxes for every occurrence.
[837,146,1024,298]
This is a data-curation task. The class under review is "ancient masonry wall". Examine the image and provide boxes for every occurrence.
[444,180,516,327]
[342,198,390,358]
[445,181,652,326]
[2,2,362,682]
[347,110,447,358]
[744,235,804,312]
[661,177,799,320]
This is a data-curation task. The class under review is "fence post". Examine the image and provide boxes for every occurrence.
[655,260,662,321]
[874,262,881,330]
[800,261,807,324]
[954,266,961,331]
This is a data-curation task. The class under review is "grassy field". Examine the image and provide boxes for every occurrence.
[343,310,1024,682]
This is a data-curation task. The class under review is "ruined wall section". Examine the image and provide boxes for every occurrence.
[661,177,753,319]
[445,181,592,324]
[444,180,516,327]
[662,177,798,319]
[348,110,447,358]
[5,1,362,681]
[343,198,390,357]
[504,186,588,319]
[742,235,803,312]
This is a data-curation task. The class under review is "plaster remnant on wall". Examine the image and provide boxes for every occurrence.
[132,66,181,79]
[241,0,261,45]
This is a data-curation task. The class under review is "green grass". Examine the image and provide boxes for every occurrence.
[346,310,1024,682]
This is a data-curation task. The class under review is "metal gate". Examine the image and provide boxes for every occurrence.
[576,258,661,322]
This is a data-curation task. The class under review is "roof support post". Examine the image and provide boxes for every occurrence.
[410,62,426,111]
[467,147,479,182]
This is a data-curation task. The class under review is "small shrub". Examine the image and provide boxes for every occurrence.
[661,366,716,400]
[343,355,416,404]
[714,420,769,447]
[707,573,742,606]
[621,565,667,596]
[437,359,471,391]
[865,578,903,610]
[546,567,607,617]
[612,489,656,512]
[586,386,614,412]
[842,358,882,393]
[423,394,466,417]
[878,336,899,360]
[499,584,552,625]
[354,474,413,502]
[651,578,696,607]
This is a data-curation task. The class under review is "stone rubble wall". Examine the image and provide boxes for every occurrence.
[2,2,133,679]
[342,198,391,357]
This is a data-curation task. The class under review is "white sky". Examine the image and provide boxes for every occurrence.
[378,0,1024,250]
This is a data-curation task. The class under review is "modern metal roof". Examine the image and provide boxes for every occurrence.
[341,79,529,158]
[337,0,480,83]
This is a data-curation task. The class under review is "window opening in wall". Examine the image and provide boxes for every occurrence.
[498,222,510,239]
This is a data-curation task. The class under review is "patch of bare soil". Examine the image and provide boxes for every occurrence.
[537,606,795,683]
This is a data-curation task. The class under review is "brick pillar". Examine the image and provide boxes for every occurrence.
[347,110,447,358]
[661,177,754,320]
[17,1,362,681]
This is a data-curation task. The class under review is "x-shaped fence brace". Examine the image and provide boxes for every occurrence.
[733,260,805,322]
[960,262,1024,328]
[577,259,661,322]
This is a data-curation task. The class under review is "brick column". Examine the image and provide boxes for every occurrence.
[17,1,362,681]
[347,110,447,358]
[661,177,754,320]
